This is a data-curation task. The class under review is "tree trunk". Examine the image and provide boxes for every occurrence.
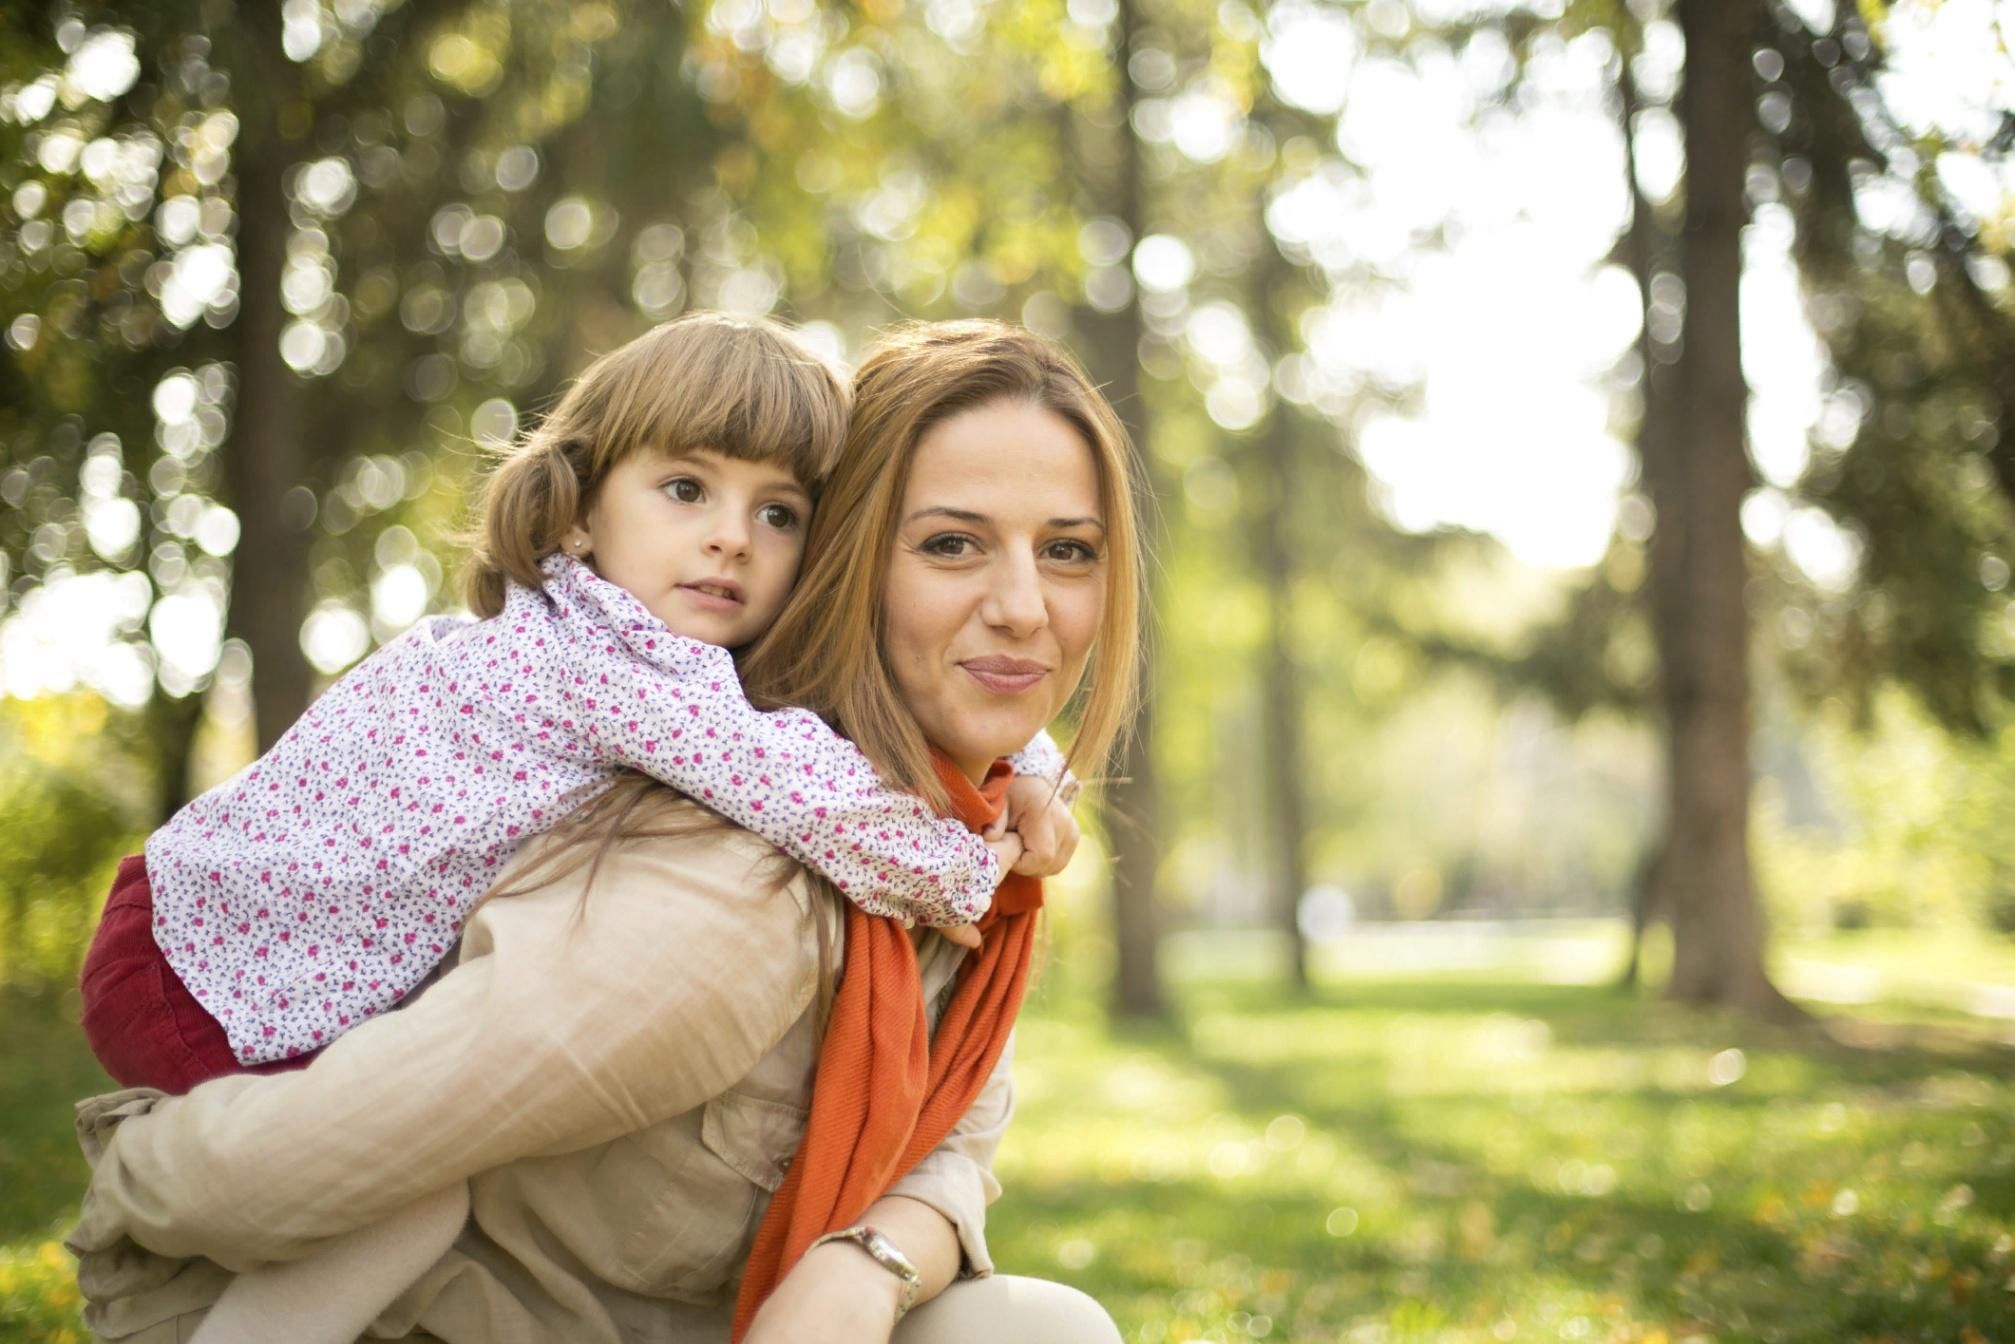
[144,687,208,821]
[1257,443,1311,990]
[1615,15,1676,992]
[219,1,313,751]
[1654,0,1800,1017]
[1250,247,1311,992]
[1085,0,1167,1020]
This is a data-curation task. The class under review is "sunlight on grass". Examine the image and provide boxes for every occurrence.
[4,954,2013,1343]
[992,973,2015,1344]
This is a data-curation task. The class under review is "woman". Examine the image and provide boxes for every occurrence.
[66,319,1144,1344]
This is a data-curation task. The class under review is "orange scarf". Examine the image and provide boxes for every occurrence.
[730,753,1043,1339]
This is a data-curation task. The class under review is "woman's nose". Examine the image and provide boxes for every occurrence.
[981,556,1048,635]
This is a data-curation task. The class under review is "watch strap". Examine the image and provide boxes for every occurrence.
[808,1223,922,1320]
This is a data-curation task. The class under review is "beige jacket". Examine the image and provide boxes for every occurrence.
[67,820,1014,1342]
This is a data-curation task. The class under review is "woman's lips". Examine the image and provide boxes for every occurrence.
[960,656,1048,694]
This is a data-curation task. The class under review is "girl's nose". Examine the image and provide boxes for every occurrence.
[705,512,751,559]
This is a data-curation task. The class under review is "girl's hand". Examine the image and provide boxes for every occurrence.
[743,1241,905,1344]
[993,776,1081,878]
[983,832,1026,880]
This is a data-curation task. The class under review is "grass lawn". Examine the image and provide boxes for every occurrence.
[5,948,2013,1342]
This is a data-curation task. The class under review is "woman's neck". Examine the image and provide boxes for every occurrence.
[943,752,992,787]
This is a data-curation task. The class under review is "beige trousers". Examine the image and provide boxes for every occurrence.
[895,1274,1123,1343]
[105,1237,1120,1344]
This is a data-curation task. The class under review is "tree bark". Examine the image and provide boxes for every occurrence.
[1250,246,1311,992]
[1654,0,1800,1017]
[1615,17,1677,992]
[144,686,208,821]
[218,1,313,752]
[1085,0,1167,1020]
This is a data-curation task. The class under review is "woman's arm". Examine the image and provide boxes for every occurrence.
[744,1031,1017,1343]
[743,1196,960,1344]
[72,828,821,1270]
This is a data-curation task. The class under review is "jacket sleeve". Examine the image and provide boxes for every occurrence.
[71,827,820,1270]
[570,626,1002,929]
[883,1031,1016,1278]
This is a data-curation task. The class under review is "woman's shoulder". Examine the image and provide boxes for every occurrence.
[506,789,824,923]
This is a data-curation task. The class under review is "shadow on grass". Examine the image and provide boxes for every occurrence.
[1002,977,2015,1342]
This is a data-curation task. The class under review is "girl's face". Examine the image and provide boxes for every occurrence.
[566,448,812,649]
[882,398,1107,783]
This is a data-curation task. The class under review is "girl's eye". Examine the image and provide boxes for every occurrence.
[664,477,704,503]
[920,533,975,558]
[757,503,800,531]
[1044,538,1099,564]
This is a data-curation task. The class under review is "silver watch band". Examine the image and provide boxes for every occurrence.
[808,1223,922,1320]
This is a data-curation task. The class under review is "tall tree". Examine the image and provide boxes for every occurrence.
[1649,0,1798,1015]
[1080,0,1169,1019]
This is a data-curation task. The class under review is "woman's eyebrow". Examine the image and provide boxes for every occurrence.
[903,506,1105,530]
[904,506,989,525]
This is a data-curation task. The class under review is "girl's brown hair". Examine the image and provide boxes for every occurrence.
[462,311,850,617]
[738,318,1144,810]
[480,320,1143,964]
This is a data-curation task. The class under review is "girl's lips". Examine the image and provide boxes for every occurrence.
[960,658,1047,694]
[677,583,744,612]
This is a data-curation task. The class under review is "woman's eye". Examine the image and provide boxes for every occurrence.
[920,533,975,558]
[663,478,704,503]
[1045,539,1099,564]
[757,503,800,530]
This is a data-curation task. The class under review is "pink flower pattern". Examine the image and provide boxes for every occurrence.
[147,553,1066,1067]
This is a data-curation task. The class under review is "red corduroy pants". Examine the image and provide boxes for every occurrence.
[79,854,315,1092]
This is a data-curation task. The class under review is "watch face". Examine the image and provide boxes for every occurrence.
[864,1230,919,1279]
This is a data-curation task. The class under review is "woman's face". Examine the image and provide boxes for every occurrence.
[883,398,1107,783]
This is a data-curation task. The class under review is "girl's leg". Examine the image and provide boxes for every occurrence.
[186,1184,468,1344]
[892,1274,1122,1344]
[79,856,320,1092]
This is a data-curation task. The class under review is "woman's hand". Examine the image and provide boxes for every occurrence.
[747,1196,961,1344]
[742,1241,906,1344]
[992,775,1081,878]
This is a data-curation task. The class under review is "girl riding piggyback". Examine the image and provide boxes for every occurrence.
[80,312,1076,1094]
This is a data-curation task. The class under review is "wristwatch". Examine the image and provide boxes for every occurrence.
[808,1223,923,1321]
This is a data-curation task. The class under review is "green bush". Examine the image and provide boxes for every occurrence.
[0,695,148,989]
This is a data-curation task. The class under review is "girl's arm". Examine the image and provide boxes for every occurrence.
[552,612,1002,927]
[71,828,822,1270]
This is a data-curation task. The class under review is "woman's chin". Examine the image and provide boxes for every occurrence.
[935,707,1051,778]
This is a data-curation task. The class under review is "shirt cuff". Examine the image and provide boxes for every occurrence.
[886,1149,1001,1279]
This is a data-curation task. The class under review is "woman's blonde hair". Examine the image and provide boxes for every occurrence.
[462,311,851,617]
[739,319,1144,810]
[478,320,1142,969]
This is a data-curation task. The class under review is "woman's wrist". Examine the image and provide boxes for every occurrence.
[808,1225,922,1320]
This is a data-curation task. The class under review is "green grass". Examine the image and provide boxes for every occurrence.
[1,986,112,1342]
[6,962,2014,1343]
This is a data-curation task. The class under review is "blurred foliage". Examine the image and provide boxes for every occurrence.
[1758,688,2015,938]
[6,0,2015,998]
[0,694,148,986]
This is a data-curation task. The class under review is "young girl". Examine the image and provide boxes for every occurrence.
[77,312,1078,1343]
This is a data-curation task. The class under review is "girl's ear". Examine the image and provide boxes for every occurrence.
[562,523,592,559]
